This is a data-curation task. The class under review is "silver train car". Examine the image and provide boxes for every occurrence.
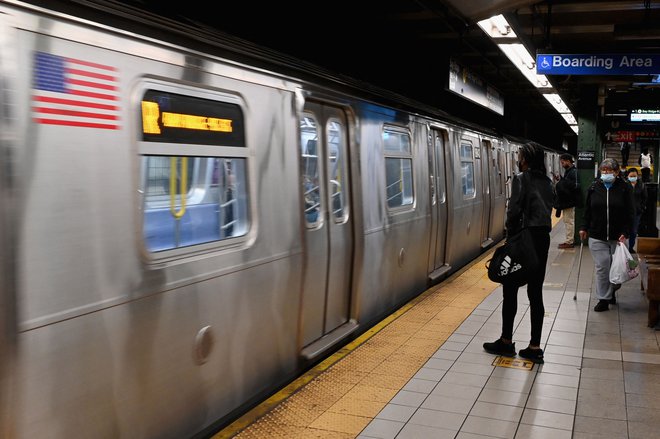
[0,1,562,437]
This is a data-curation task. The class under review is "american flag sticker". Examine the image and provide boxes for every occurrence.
[32,51,120,130]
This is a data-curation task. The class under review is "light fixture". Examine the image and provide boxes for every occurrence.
[477,15,516,38]
[498,44,551,89]
[478,14,577,136]
[542,93,571,114]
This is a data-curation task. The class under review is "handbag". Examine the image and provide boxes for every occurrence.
[487,228,538,286]
[609,242,640,284]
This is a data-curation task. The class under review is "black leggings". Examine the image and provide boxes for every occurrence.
[501,227,550,346]
[642,167,651,183]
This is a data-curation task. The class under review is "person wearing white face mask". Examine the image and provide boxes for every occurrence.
[626,167,647,253]
[579,158,634,312]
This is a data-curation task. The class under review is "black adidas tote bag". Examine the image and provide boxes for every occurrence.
[486,228,538,286]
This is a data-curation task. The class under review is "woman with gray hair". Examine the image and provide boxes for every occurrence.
[579,158,634,312]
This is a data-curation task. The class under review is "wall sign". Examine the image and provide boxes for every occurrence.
[577,150,596,169]
[536,54,660,75]
[448,59,504,115]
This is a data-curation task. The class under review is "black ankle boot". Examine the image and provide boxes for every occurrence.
[594,300,609,312]
[483,339,516,357]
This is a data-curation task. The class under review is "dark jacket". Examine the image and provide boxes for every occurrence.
[554,165,581,210]
[580,177,634,241]
[630,180,647,216]
[505,170,554,237]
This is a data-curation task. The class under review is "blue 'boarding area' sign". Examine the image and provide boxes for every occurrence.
[536,54,660,75]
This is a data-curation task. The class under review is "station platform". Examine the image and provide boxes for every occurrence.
[216,216,660,439]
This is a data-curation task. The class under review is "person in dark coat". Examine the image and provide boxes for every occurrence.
[579,158,634,312]
[483,143,554,364]
[626,167,646,253]
[554,153,580,249]
[621,142,631,167]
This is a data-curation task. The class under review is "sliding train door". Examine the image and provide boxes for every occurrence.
[299,102,355,359]
[428,129,450,282]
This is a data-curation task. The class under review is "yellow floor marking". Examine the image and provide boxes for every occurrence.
[215,247,502,439]
[218,214,564,438]
[491,356,535,370]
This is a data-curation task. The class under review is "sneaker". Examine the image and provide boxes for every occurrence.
[594,300,609,312]
[483,339,516,357]
[518,347,544,364]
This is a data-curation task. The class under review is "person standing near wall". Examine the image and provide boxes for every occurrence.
[554,153,580,249]
[626,167,646,253]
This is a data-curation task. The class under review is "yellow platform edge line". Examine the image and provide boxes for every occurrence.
[215,243,505,438]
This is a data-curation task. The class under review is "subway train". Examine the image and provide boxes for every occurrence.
[0,1,563,437]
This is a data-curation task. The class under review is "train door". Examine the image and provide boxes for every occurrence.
[299,102,355,358]
[428,129,450,281]
[480,140,493,248]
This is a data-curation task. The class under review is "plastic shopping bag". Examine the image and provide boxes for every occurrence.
[609,242,640,284]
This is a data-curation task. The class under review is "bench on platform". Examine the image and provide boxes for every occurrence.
[637,237,660,327]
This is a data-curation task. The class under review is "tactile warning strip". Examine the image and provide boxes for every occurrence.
[217,249,502,439]
[215,196,563,439]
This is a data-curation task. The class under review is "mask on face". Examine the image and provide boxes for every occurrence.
[629,176,638,182]
[601,173,615,183]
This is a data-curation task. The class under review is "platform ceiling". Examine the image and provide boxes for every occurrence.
[109,1,660,148]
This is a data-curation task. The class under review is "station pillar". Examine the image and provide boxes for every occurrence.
[574,85,599,245]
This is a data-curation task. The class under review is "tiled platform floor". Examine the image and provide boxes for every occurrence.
[221,214,660,439]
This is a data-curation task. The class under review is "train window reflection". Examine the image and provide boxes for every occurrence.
[301,115,321,227]
[327,118,348,222]
[142,156,248,252]
[460,142,476,198]
[383,128,413,208]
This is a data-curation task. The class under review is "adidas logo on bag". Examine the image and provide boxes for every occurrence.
[499,255,522,276]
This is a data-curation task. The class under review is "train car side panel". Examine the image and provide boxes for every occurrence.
[9,14,304,437]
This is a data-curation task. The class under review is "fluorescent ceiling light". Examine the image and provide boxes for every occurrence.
[498,43,551,89]
[542,93,571,113]
[477,15,517,38]
[478,14,577,135]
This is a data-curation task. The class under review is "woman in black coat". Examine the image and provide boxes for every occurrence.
[483,143,554,363]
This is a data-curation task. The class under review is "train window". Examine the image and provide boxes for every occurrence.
[460,142,476,198]
[327,118,348,222]
[383,128,413,208]
[301,115,321,227]
[496,149,506,196]
[141,157,248,252]
[139,89,249,255]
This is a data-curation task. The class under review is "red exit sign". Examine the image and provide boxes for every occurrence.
[613,131,635,142]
